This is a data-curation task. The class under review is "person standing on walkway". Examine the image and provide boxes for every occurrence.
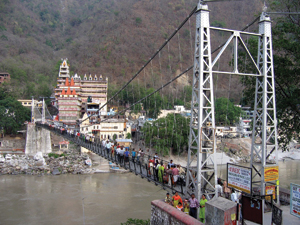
[199,194,207,223]
[172,191,182,208]
[183,199,190,214]
[231,189,238,203]
[223,180,231,199]
[176,202,183,211]
[165,193,172,205]
[188,193,200,219]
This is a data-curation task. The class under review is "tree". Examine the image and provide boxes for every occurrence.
[126,132,131,139]
[240,0,300,150]
[0,87,31,134]
[142,114,190,155]
[121,218,150,225]
[215,97,242,125]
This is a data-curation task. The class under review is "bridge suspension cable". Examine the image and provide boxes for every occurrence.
[82,10,262,127]
[80,5,198,124]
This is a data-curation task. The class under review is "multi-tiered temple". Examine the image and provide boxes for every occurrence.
[54,59,108,126]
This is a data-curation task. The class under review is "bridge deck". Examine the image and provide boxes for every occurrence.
[37,123,191,197]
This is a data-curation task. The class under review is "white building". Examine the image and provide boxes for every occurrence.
[157,105,191,119]
[79,115,131,141]
[237,118,252,137]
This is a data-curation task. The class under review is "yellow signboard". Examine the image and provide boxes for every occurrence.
[265,185,276,201]
[264,166,279,182]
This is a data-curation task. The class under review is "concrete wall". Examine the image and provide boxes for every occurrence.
[25,123,52,155]
[151,200,202,225]
[205,197,237,225]
[0,139,25,149]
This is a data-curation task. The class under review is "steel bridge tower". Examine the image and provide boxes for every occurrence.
[186,2,217,200]
[186,2,278,207]
[251,12,279,205]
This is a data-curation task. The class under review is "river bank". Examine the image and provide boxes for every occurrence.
[0,146,111,176]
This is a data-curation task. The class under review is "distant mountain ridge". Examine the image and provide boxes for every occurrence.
[0,0,262,101]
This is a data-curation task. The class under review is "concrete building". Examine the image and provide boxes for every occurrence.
[157,105,191,119]
[80,115,131,140]
[54,59,108,125]
[57,79,81,126]
[18,99,38,108]
[0,72,10,85]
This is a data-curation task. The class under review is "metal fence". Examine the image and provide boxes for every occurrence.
[36,123,190,196]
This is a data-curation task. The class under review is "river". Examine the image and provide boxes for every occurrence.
[217,159,300,189]
[1,160,299,225]
[0,173,166,225]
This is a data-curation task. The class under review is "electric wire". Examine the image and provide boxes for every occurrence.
[80,5,198,124]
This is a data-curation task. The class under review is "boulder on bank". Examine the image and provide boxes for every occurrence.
[52,168,61,175]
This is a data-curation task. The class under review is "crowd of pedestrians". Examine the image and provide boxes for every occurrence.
[164,191,207,222]
[162,178,242,223]
[99,139,187,187]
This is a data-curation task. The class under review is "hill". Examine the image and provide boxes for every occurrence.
[0,0,263,103]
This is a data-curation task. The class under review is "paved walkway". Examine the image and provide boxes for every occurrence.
[245,205,300,225]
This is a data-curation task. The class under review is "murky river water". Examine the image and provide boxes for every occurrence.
[218,159,300,189]
[0,160,299,225]
[0,173,165,225]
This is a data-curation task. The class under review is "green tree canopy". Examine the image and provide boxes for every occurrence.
[142,113,190,156]
[215,97,242,125]
[0,87,31,134]
[240,0,300,149]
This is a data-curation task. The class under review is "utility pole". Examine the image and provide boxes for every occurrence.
[42,98,46,124]
[31,96,34,123]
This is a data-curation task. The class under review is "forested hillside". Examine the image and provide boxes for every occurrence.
[0,0,262,100]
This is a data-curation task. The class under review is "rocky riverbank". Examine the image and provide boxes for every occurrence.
[0,151,107,176]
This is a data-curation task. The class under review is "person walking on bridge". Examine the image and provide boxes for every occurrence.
[119,146,125,165]
[106,141,111,157]
[131,148,136,162]
[158,160,164,183]
[172,165,179,187]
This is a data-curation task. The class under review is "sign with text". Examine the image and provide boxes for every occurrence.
[227,163,252,194]
[264,166,279,182]
[290,183,300,218]
[266,185,276,201]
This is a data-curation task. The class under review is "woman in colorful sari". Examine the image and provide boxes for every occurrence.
[199,194,207,223]
[172,191,182,208]
[158,161,164,183]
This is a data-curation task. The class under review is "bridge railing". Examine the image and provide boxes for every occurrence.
[36,123,191,196]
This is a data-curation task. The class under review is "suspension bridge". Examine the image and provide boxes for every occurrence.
[32,1,282,217]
